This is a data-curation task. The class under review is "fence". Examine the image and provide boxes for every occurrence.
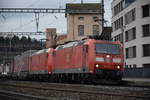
[123,67,150,78]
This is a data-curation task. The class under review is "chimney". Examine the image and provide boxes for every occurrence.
[46,28,57,48]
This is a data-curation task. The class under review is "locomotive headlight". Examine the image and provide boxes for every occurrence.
[96,57,104,62]
[113,58,121,63]
[116,66,121,69]
[96,64,100,68]
[106,55,110,58]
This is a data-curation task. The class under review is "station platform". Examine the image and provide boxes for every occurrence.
[122,78,150,87]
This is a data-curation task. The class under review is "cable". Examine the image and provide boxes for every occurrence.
[28,0,41,7]
[0,0,77,30]
[39,12,66,32]
[69,0,77,3]
[19,13,22,29]
[59,0,77,9]
[12,13,49,31]
[0,13,6,24]
[12,17,35,31]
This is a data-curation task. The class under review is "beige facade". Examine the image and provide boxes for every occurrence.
[111,0,150,68]
[56,34,67,45]
[66,3,103,41]
[46,28,67,48]
[67,14,102,41]
[46,28,57,48]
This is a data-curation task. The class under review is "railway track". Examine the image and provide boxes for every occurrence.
[0,90,49,100]
[0,80,150,100]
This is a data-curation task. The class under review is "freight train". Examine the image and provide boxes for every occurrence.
[3,39,124,84]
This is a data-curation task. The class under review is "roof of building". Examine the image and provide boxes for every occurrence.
[103,27,112,34]
[56,34,67,41]
[100,27,112,40]
[66,3,102,14]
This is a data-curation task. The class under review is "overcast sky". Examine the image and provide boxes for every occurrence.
[0,0,113,35]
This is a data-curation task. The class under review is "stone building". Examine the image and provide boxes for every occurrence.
[66,3,103,41]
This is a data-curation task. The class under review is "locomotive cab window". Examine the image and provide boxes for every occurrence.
[95,43,120,54]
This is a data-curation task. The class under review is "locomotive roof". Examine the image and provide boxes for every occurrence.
[14,50,37,59]
[31,49,49,56]
[56,40,84,50]
[21,50,37,56]
[55,38,121,50]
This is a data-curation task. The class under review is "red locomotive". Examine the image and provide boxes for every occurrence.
[12,39,124,84]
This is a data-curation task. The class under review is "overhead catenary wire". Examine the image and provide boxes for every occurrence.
[10,13,60,33]
[12,13,49,32]
[0,0,111,34]
[0,13,7,24]
[28,0,41,7]
[19,13,22,29]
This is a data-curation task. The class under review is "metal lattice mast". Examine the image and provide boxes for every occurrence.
[101,0,104,29]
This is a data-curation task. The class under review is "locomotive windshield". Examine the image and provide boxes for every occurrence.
[95,43,120,54]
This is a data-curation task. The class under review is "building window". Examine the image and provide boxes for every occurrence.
[125,27,136,42]
[93,16,98,22]
[142,4,150,18]
[142,24,150,37]
[114,17,123,31]
[124,0,136,8]
[125,65,128,68]
[133,64,137,68]
[78,25,84,36]
[143,64,150,68]
[113,1,123,16]
[126,46,136,59]
[143,44,150,57]
[93,25,99,35]
[78,16,84,20]
[125,8,136,25]
[114,33,123,43]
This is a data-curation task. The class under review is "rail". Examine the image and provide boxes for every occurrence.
[0,80,149,100]
[0,90,49,100]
